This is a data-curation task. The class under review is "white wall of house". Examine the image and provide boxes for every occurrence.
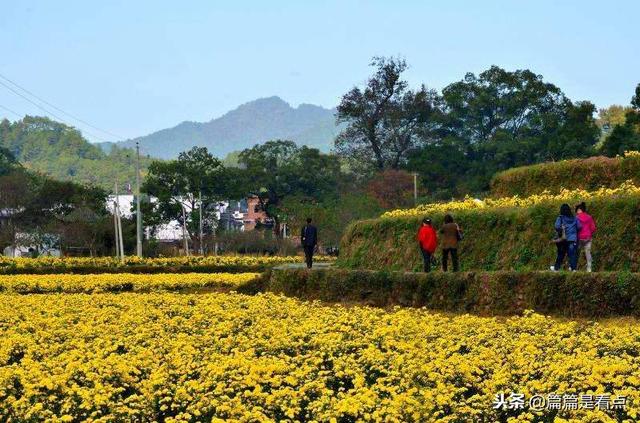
[3,245,61,258]
[106,195,250,241]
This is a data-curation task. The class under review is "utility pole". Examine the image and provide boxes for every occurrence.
[198,190,204,255]
[113,183,120,258]
[413,172,418,206]
[135,142,142,257]
[115,181,125,263]
[213,204,218,255]
[180,202,190,256]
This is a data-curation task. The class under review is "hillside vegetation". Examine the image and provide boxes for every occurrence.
[268,268,640,317]
[110,96,340,159]
[338,191,640,272]
[0,116,155,190]
[491,151,640,197]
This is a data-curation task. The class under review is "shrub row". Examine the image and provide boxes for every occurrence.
[490,154,640,197]
[0,255,329,275]
[0,272,260,294]
[267,268,640,317]
[0,264,273,275]
[338,195,640,272]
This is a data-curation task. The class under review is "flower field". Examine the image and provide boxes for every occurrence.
[0,291,638,422]
[381,180,640,219]
[0,272,260,294]
[0,255,335,274]
[490,151,640,197]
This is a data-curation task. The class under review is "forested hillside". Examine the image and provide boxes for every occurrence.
[0,116,155,191]
[106,96,339,159]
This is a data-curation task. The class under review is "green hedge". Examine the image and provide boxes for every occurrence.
[490,155,640,197]
[267,268,640,317]
[338,195,640,272]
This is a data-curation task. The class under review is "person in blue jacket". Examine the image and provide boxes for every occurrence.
[551,203,582,271]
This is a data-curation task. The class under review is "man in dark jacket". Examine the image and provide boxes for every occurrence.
[301,217,318,269]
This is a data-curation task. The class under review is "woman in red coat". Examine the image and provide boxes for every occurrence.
[417,218,438,272]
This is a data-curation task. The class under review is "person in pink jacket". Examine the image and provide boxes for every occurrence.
[575,202,597,272]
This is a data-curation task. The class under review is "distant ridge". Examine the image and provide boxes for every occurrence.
[0,115,154,190]
[103,96,339,159]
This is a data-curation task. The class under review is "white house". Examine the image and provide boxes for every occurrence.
[105,195,250,242]
[3,244,61,258]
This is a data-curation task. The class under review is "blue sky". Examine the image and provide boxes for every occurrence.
[1,0,638,143]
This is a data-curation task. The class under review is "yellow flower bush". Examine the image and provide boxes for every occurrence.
[0,292,638,421]
[0,255,335,274]
[490,150,640,197]
[0,273,260,294]
[382,180,640,218]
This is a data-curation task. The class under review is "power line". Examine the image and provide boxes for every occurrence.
[0,104,23,119]
[0,78,110,142]
[0,72,125,141]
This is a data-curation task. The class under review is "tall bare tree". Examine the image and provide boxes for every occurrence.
[335,57,438,172]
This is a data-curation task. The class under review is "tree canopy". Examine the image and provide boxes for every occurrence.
[335,57,439,171]
[237,140,341,234]
[0,160,109,255]
[0,146,18,176]
[142,146,229,243]
[0,116,155,190]
[601,83,640,156]
[339,59,602,197]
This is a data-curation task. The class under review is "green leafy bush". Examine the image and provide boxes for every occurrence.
[268,268,640,317]
[338,195,640,272]
[490,154,640,197]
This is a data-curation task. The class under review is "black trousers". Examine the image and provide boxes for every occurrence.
[442,248,459,272]
[303,245,315,268]
[421,248,432,272]
[554,240,578,271]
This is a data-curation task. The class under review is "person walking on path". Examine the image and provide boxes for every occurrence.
[416,218,437,272]
[576,202,597,272]
[301,217,318,269]
[440,214,463,272]
[551,204,582,271]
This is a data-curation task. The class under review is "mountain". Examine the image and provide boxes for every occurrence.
[0,96,340,190]
[105,96,339,159]
[0,116,154,191]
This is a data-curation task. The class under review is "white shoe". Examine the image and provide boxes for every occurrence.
[549,266,557,272]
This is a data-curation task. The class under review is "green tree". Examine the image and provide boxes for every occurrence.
[545,101,599,160]
[633,84,640,110]
[0,167,108,255]
[600,83,640,156]
[0,116,156,190]
[0,146,18,175]
[440,66,566,143]
[411,66,599,194]
[142,147,227,247]
[238,140,341,236]
[0,170,28,250]
[406,138,471,198]
[335,57,439,171]
[278,191,382,247]
[597,105,633,142]
[57,206,112,256]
